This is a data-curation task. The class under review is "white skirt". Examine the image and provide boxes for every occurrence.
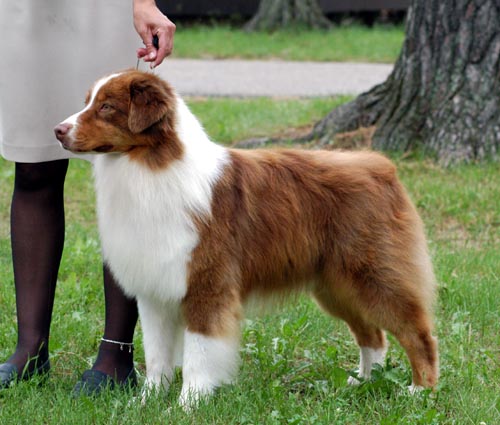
[0,0,140,162]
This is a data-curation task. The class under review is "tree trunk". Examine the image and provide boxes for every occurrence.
[245,0,332,31]
[307,0,500,164]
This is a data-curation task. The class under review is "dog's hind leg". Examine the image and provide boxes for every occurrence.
[312,285,387,384]
[339,276,438,390]
[346,321,387,385]
[137,297,181,398]
[386,311,439,391]
[356,267,439,390]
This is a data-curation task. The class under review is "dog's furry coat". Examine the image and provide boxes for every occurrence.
[55,70,439,407]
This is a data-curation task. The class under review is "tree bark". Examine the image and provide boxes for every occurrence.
[305,0,500,164]
[245,0,332,31]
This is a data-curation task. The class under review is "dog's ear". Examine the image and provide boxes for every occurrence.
[128,77,171,133]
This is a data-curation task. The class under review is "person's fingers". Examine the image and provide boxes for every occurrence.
[145,43,157,62]
[138,41,157,63]
[152,19,175,67]
[153,31,172,67]
[136,47,148,58]
[135,16,175,67]
[137,26,157,62]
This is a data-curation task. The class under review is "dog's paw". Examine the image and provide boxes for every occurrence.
[178,389,199,412]
[347,369,366,386]
[140,388,150,406]
[178,385,212,412]
[126,395,144,408]
[141,378,168,405]
[408,384,424,395]
[347,375,361,386]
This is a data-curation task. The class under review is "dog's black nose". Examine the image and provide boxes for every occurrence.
[54,122,73,141]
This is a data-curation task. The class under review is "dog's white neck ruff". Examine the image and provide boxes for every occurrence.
[93,95,229,302]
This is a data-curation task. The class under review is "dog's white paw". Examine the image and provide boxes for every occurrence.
[126,395,143,408]
[408,384,424,395]
[140,378,168,405]
[178,387,208,412]
[140,388,150,406]
[347,375,361,386]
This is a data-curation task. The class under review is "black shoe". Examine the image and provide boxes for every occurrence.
[72,367,137,397]
[0,358,51,389]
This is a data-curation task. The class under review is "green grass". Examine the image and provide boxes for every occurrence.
[172,24,405,63]
[0,98,499,424]
[188,96,350,144]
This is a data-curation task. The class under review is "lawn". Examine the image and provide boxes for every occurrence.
[172,24,405,63]
[0,96,498,424]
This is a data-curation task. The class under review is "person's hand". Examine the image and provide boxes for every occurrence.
[133,0,176,68]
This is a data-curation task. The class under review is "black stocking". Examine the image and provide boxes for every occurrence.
[91,264,138,382]
[8,160,138,383]
[8,160,68,372]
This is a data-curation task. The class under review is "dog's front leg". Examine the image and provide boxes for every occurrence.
[179,330,240,409]
[137,296,181,401]
[178,260,243,409]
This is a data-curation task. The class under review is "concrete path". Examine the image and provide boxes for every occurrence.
[156,59,393,97]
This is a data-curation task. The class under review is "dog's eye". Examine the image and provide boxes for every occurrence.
[99,103,113,112]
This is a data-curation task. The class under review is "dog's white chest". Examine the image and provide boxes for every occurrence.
[93,156,206,302]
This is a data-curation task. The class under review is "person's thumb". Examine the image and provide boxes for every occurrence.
[139,29,157,62]
[146,44,157,62]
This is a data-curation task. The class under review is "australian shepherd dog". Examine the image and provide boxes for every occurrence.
[55,70,438,407]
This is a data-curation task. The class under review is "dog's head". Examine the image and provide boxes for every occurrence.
[55,70,178,155]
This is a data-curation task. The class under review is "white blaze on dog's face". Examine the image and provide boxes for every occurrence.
[58,73,121,152]
[54,70,178,156]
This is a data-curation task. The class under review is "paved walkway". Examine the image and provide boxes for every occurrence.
[156,59,393,97]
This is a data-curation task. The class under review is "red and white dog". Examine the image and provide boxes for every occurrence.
[55,70,438,406]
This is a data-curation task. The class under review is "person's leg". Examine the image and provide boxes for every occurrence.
[73,265,138,395]
[90,264,138,383]
[5,160,68,373]
[4,160,137,390]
